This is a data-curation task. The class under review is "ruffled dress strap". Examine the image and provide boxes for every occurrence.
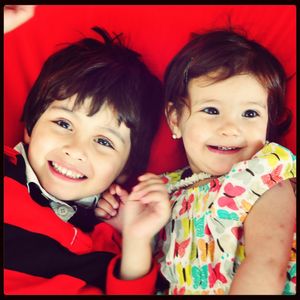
[161,167,191,194]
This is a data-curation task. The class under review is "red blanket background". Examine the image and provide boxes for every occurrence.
[4,5,296,174]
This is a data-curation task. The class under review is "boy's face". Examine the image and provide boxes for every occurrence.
[25,96,131,201]
[169,74,268,175]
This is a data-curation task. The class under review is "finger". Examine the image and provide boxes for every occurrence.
[94,208,112,219]
[101,191,120,209]
[128,184,168,202]
[115,185,129,203]
[96,199,118,216]
[132,178,165,193]
[130,180,167,198]
[109,184,128,204]
[140,191,170,205]
[137,173,162,181]
[109,183,118,195]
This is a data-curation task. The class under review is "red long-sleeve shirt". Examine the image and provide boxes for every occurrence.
[4,145,159,295]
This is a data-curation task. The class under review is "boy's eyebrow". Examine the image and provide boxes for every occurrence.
[97,127,126,145]
[50,105,126,144]
[50,105,74,113]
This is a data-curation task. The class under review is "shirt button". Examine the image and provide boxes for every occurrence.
[58,206,68,216]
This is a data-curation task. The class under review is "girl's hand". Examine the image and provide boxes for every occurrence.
[122,173,171,240]
[120,173,171,280]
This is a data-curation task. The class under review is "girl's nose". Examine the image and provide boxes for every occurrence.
[218,120,241,137]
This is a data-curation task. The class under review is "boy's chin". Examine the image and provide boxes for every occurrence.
[43,186,82,201]
[49,190,100,202]
[42,181,102,201]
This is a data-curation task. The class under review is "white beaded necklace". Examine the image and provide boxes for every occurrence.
[168,171,213,193]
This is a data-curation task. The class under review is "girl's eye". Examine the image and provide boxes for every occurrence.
[243,110,259,118]
[95,137,114,149]
[201,107,219,115]
[53,120,72,130]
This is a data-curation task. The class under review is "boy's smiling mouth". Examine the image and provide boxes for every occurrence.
[49,161,87,180]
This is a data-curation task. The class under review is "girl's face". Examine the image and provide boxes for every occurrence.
[169,74,268,175]
[25,96,131,201]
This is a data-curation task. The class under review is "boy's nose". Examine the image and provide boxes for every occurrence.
[63,142,87,162]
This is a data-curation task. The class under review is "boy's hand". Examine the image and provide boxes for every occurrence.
[95,184,125,219]
[95,184,127,232]
[122,173,171,240]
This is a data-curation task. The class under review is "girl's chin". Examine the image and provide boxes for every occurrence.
[191,165,232,176]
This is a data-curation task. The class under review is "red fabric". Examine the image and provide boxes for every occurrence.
[4,5,296,175]
[4,270,102,295]
[4,147,158,295]
[106,256,160,295]
[5,259,159,295]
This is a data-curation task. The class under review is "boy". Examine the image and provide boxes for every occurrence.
[4,26,170,295]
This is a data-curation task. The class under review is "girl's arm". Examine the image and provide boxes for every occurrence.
[96,174,171,280]
[119,173,171,280]
[229,179,295,295]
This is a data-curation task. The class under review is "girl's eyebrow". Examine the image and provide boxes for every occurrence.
[49,105,126,144]
[192,98,267,108]
[191,98,219,106]
[244,100,267,109]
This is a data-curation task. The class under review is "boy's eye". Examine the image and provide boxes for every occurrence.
[53,120,72,130]
[243,110,259,118]
[95,137,114,149]
[201,107,219,115]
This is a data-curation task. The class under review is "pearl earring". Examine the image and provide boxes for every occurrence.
[265,140,269,145]
[172,133,177,139]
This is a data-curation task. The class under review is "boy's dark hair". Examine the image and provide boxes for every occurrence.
[21,26,163,179]
[164,29,292,143]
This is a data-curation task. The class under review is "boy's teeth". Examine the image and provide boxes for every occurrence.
[51,162,85,179]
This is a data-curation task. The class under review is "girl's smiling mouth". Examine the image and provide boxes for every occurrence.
[208,145,241,154]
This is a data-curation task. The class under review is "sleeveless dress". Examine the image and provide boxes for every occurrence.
[158,142,296,295]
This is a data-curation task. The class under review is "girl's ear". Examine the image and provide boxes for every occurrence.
[24,128,31,144]
[165,102,182,138]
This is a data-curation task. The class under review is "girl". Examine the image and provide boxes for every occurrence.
[96,29,296,295]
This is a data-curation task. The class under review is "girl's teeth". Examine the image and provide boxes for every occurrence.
[51,162,85,179]
[218,146,236,150]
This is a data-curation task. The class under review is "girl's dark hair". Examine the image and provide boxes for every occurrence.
[164,29,292,142]
[21,26,163,178]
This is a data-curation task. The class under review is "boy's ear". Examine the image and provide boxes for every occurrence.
[23,128,31,144]
[165,102,182,138]
[115,173,128,185]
